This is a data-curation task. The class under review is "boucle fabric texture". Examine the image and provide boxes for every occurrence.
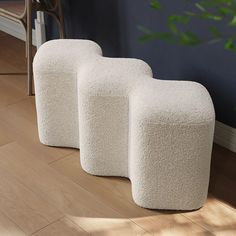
[33,39,215,210]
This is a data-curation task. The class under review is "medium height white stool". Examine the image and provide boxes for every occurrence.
[33,39,215,210]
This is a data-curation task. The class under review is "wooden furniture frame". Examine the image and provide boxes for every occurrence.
[0,0,65,95]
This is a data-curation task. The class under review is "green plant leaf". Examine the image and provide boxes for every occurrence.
[168,15,190,24]
[200,12,223,20]
[137,25,152,34]
[229,15,236,26]
[218,7,233,16]
[195,3,206,11]
[138,0,236,53]
[225,38,236,51]
[179,31,201,45]
[209,26,222,38]
[167,14,190,33]
[150,0,161,10]
[139,31,178,44]
[184,11,196,16]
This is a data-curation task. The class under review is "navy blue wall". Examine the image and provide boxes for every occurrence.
[46,0,236,128]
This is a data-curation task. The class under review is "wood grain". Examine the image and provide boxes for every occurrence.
[0,75,27,109]
[0,142,146,235]
[132,214,213,236]
[50,151,216,236]
[183,197,236,233]
[0,1,25,16]
[0,36,26,74]
[0,30,8,37]
[69,217,147,236]
[0,98,75,164]
[209,144,236,209]
[32,217,88,236]
[50,152,157,218]
[0,31,235,236]
[0,211,26,236]
[0,158,62,234]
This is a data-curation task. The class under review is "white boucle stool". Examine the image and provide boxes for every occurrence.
[33,39,215,210]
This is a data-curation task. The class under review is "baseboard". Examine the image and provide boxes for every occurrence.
[0,16,36,45]
[214,121,236,153]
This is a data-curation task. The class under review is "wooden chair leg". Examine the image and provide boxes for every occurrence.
[58,0,65,38]
[21,21,28,58]
[27,0,33,96]
[25,0,65,96]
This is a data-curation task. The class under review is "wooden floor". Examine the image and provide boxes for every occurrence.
[0,31,235,236]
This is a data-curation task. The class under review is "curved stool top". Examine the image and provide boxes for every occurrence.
[78,57,153,97]
[34,39,102,74]
[131,79,215,125]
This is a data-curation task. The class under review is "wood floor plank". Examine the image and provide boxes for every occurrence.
[209,144,236,209]
[0,74,27,90]
[182,197,236,233]
[0,75,27,96]
[0,30,8,38]
[0,119,13,146]
[0,118,70,163]
[0,142,146,235]
[0,30,236,235]
[50,152,158,218]
[69,216,147,236]
[0,98,75,163]
[32,216,150,236]
[0,35,27,74]
[32,217,88,236]
[213,229,236,236]
[0,158,63,234]
[0,75,27,109]
[209,172,236,212]
[50,149,215,236]
[0,211,26,236]
[131,214,213,236]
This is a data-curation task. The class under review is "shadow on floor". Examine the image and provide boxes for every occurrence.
[209,144,236,208]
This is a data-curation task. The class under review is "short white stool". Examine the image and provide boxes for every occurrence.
[33,39,215,210]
